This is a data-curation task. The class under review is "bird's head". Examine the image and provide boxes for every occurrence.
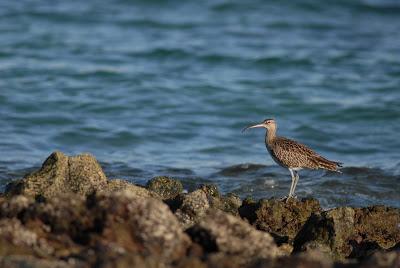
[242,118,276,132]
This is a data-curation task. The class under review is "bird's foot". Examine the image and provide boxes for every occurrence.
[279,196,288,201]
[284,195,298,203]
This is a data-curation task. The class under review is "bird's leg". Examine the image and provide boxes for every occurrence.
[292,171,300,198]
[287,169,295,201]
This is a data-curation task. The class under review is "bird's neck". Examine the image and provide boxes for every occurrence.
[265,129,276,147]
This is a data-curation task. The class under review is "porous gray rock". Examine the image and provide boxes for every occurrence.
[102,178,153,197]
[5,151,107,198]
[146,176,183,200]
[175,189,210,229]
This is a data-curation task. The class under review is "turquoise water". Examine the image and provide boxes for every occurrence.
[1,0,399,207]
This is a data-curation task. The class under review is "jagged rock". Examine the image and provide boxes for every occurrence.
[146,176,183,200]
[200,184,242,216]
[294,206,400,260]
[354,206,400,250]
[199,184,220,198]
[94,190,191,262]
[240,197,321,244]
[187,209,283,264]
[5,152,107,198]
[175,189,210,229]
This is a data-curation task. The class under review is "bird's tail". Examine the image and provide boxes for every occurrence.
[314,156,343,173]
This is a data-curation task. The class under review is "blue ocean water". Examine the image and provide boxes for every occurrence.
[1,0,399,207]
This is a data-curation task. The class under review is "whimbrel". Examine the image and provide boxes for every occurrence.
[243,118,342,201]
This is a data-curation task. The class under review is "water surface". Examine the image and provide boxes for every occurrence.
[1,0,399,208]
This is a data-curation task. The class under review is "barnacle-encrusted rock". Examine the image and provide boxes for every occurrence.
[5,152,107,198]
[240,197,321,244]
[146,176,183,200]
[175,189,210,229]
[200,184,242,216]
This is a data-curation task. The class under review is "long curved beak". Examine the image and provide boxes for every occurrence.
[242,123,265,133]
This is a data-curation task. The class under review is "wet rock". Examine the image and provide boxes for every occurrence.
[5,152,107,199]
[240,197,321,244]
[187,209,283,264]
[146,176,183,200]
[294,206,400,260]
[175,189,210,229]
[94,190,191,262]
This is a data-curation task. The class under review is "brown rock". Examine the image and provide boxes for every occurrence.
[240,197,321,244]
[94,190,191,262]
[187,209,283,264]
[355,206,400,250]
[294,206,400,260]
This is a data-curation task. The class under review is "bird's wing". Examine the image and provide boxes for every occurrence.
[272,137,322,169]
[272,137,342,171]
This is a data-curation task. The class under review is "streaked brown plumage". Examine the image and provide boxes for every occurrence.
[243,118,342,201]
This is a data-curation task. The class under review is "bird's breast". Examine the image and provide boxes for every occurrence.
[266,146,287,168]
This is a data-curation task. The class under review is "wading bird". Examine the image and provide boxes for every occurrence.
[243,118,342,201]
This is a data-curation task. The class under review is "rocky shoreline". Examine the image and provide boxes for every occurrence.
[0,152,399,268]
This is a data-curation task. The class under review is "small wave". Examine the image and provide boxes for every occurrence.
[254,56,314,68]
[127,48,192,60]
[116,18,197,30]
[217,163,267,176]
